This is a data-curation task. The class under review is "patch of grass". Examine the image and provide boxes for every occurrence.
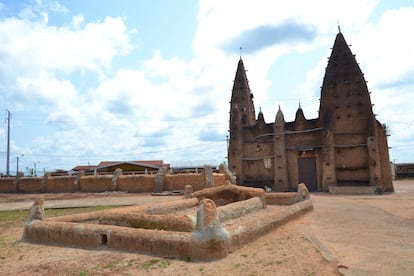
[78,270,88,276]
[0,210,27,223]
[241,254,248,257]
[140,259,160,269]
[140,258,171,269]
[158,259,170,268]
[103,263,113,269]
[0,206,120,224]
[275,260,284,265]
[397,177,414,181]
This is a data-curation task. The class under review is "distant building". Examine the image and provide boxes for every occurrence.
[71,160,165,174]
[228,31,394,192]
[394,163,414,179]
[170,160,218,173]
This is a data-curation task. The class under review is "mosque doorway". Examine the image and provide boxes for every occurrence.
[298,157,318,192]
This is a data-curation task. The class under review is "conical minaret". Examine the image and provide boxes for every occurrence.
[230,58,256,126]
[228,58,256,184]
[319,31,374,125]
[319,31,380,188]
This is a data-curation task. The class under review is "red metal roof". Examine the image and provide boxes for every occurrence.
[97,160,164,167]
[71,165,97,171]
[72,160,165,171]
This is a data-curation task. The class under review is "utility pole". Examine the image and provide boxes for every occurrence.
[16,154,23,176]
[16,156,19,176]
[34,161,39,177]
[6,110,11,177]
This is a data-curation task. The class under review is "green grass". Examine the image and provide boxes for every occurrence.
[0,206,122,230]
[0,210,27,222]
[103,263,113,269]
[140,259,160,269]
[139,258,171,269]
[0,206,121,223]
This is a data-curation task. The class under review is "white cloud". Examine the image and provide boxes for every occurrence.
[191,0,382,122]
[40,11,48,23]
[72,14,84,29]
[0,13,133,119]
[194,0,378,55]
[0,16,132,81]
[352,7,414,89]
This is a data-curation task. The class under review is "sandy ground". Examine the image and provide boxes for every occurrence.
[0,180,413,275]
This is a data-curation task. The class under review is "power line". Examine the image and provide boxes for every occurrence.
[0,140,226,159]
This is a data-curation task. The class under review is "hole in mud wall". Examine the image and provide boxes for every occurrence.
[101,234,108,245]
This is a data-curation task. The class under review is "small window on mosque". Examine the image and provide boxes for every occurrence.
[264,158,272,169]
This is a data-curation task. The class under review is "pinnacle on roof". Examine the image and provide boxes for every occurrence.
[257,107,265,123]
[295,106,306,122]
[322,31,365,87]
[233,58,250,89]
[275,105,285,123]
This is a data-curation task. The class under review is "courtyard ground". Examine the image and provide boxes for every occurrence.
[0,180,413,275]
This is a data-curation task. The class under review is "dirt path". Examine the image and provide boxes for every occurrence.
[0,181,413,275]
[0,211,337,275]
[301,181,414,275]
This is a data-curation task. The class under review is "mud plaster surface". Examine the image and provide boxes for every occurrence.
[0,180,413,275]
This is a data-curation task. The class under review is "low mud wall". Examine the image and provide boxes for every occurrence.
[46,176,76,193]
[0,178,15,193]
[164,174,205,191]
[1,172,228,194]
[226,199,313,252]
[19,178,43,193]
[265,192,298,205]
[24,196,313,261]
[118,175,154,192]
[79,176,112,192]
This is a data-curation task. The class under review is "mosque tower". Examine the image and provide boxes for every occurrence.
[228,58,256,184]
[227,31,393,193]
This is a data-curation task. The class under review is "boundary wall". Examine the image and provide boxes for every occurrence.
[0,169,227,194]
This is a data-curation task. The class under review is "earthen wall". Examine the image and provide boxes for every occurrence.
[0,178,15,193]
[79,176,112,192]
[19,178,43,193]
[164,174,204,191]
[118,175,154,192]
[1,172,228,193]
[46,176,76,193]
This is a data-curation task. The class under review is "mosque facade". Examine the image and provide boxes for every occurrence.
[228,31,394,192]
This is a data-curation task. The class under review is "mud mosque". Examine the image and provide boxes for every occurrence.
[228,31,394,193]
[19,31,395,261]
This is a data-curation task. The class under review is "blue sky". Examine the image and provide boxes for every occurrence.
[1,0,413,175]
